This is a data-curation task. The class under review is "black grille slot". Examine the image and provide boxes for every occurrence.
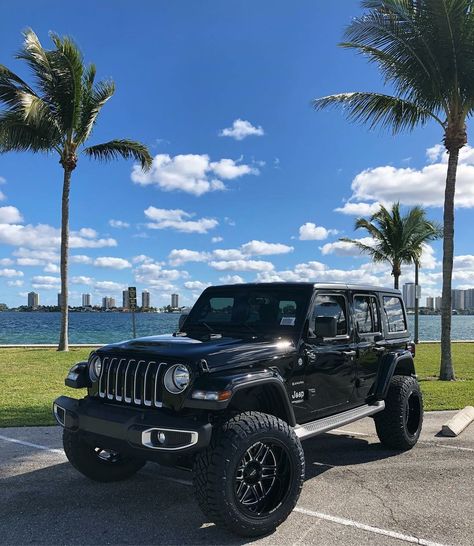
[98,357,165,407]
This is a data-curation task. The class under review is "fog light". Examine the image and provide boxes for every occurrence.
[158,432,166,444]
[53,403,66,426]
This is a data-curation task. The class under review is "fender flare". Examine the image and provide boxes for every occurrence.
[184,371,296,426]
[373,350,415,400]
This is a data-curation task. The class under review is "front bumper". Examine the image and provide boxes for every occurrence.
[53,396,212,457]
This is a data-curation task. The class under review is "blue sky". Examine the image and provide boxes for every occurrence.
[1,0,473,308]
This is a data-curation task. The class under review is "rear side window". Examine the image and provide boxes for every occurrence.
[383,296,407,333]
[353,295,380,334]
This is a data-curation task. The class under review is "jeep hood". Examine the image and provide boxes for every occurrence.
[99,334,297,372]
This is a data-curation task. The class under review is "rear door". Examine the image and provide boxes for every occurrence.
[352,293,383,402]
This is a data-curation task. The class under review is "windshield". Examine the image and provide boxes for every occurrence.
[183,286,311,338]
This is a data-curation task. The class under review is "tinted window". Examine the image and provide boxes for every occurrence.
[197,297,234,322]
[186,287,310,335]
[312,294,348,336]
[383,296,407,332]
[353,295,380,334]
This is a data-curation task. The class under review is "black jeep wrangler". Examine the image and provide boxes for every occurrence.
[54,282,423,537]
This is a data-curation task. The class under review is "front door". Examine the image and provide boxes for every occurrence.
[296,292,356,421]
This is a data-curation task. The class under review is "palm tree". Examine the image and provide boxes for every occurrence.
[341,203,442,289]
[312,0,473,380]
[0,30,152,351]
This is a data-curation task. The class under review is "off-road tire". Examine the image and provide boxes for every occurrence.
[375,375,423,450]
[193,411,305,537]
[63,429,146,482]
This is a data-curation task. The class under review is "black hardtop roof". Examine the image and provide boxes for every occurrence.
[204,282,401,295]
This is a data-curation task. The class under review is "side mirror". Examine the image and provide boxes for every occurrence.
[178,313,189,330]
[314,316,337,339]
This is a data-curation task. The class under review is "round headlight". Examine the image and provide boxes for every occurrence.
[164,364,190,394]
[89,355,102,381]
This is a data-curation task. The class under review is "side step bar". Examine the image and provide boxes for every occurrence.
[294,401,385,440]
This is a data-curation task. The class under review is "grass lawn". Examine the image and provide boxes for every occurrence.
[0,344,472,427]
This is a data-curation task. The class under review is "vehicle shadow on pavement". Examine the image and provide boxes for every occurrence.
[0,433,400,545]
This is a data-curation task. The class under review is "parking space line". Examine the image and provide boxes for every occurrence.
[294,507,449,546]
[430,443,474,453]
[0,434,64,454]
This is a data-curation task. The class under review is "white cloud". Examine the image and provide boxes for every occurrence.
[320,237,374,257]
[0,268,23,278]
[0,206,23,224]
[7,279,23,287]
[184,280,211,291]
[168,249,210,266]
[71,276,94,285]
[219,274,245,284]
[144,207,218,234]
[134,262,187,286]
[70,255,92,264]
[211,236,223,243]
[241,240,294,256]
[132,153,258,196]
[209,259,274,272]
[345,144,474,209]
[210,158,258,179]
[31,275,60,289]
[0,223,116,250]
[334,201,382,216]
[219,119,264,140]
[299,222,338,241]
[109,219,130,229]
[94,280,124,292]
[132,254,154,264]
[94,257,132,270]
[212,248,245,260]
[0,191,6,201]
[44,263,60,273]
[0,258,13,266]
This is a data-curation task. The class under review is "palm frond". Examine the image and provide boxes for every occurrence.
[83,139,152,170]
[313,92,444,133]
[339,237,391,264]
[75,79,115,145]
[0,110,61,152]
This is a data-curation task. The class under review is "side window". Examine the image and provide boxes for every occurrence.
[353,295,380,334]
[383,296,407,333]
[312,294,348,337]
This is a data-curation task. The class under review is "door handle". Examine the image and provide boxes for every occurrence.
[343,350,357,358]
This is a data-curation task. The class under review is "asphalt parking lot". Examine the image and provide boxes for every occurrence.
[0,411,472,546]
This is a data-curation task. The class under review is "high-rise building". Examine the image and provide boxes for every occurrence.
[451,289,465,310]
[57,293,62,307]
[171,293,179,308]
[142,290,150,309]
[122,289,130,309]
[465,289,474,310]
[102,296,115,310]
[426,296,434,310]
[435,296,442,311]
[402,283,416,309]
[27,291,39,308]
[82,293,91,307]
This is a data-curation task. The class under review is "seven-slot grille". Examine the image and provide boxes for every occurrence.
[98,356,167,407]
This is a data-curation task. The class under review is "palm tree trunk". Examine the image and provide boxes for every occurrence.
[58,168,71,352]
[414,261,419,344]
[440,148,458,380]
